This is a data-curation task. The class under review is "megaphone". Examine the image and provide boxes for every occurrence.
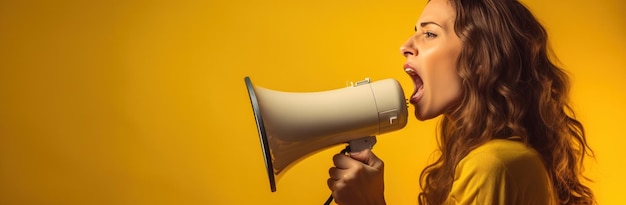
[244,77,408,192]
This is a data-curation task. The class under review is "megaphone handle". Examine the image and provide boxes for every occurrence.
[348,136,377,153]
[324,136,377,205]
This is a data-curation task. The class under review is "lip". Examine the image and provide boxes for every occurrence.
[403,63,424,104]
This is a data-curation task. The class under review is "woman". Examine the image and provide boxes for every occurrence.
[326,0,595,204]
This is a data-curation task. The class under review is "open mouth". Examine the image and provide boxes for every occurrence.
[404,67,424,104]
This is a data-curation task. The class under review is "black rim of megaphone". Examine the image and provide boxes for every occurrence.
[244,76,277,192]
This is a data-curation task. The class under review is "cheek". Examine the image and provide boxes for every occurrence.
[428,58,462,106]
[432,64,461,95]
[436,44,463,102]
[440,66,463,109]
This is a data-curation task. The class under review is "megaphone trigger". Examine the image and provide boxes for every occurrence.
[348,136,377,154]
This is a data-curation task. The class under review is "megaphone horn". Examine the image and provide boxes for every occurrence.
[244,77,408,192]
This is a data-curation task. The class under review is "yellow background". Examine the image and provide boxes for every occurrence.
[0,0,624,204]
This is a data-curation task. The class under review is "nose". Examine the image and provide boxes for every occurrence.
[400,37,417,58]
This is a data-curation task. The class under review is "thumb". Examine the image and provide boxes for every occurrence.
[349,149,383,168]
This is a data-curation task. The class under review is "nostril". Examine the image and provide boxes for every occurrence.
[400,45,416,57]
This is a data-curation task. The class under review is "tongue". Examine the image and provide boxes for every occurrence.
[412,76,423,95]
[409,74,423,101]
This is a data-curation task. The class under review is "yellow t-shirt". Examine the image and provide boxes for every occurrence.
[443,138,556,205]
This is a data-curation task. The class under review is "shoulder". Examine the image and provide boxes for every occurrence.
[452,139,538,189]
[462,139,544,171]
[446,139,555,205]
[457,139,550,186]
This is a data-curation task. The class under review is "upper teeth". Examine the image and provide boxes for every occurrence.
[405,68,415,75]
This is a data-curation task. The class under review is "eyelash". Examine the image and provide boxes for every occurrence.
[424,31,438,38]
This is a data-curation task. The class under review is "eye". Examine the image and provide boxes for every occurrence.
[424,31,438,38]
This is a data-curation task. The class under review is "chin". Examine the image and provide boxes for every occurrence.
[413,108,438,121]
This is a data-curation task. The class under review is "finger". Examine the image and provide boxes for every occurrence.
[327,177,345,191]
[349,149,374,164]
[326,177,334,190]
[328,166,352,180]
[328,167,340,180]
[350,149,384,168]
[332,153,361,169]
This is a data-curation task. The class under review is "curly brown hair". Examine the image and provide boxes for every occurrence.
[417,0,595,204]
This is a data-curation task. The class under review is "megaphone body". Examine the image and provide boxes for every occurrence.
[244,77,408,192]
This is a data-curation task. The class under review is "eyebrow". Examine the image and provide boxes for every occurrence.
[414,21,443,31]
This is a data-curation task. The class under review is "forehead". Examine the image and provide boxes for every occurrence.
[418,0,456,28]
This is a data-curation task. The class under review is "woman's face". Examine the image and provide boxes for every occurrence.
[400,0,463,120]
